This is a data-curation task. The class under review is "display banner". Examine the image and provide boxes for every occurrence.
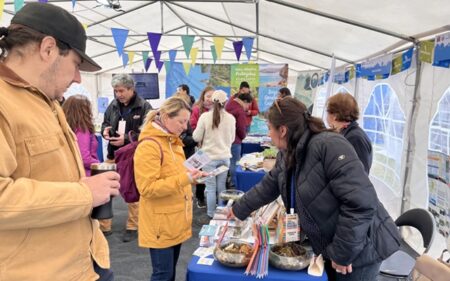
[258,87,280,112]
[231,64,259,88]
[356,53,393,77]
[434,32,450,66]
[419,40,435,63]
[294,70,320,107]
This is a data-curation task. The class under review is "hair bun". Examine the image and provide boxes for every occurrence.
[0,27,8,38]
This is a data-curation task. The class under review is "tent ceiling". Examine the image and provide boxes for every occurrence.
[1,0,449,73]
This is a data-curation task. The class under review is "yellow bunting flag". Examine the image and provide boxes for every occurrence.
[0,0,5,21]
[213,37,225,60]
[190,47,198,66]
[82,23,88,31]
[127,51,135,66]
[182,62,191,76]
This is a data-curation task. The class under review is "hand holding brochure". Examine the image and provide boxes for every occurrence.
[184,149,211,170]
[196,165,229,183]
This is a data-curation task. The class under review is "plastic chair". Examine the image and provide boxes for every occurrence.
[379,208,436,280]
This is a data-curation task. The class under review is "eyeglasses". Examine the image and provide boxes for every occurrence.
[274,99,283,115]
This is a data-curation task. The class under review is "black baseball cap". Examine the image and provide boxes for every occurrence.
[11,2,101,72]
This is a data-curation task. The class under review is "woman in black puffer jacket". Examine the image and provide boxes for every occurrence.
[232,97,400,281]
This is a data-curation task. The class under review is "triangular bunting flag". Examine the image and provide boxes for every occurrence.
[165,61,171,74]
[147,32,162,54]
[0,0,5,20]
[142,51,149,70]
[144,58,152,72]
[82,23,88,31]
[156,60,164,73]
[233,41,244,61]
[15,0,24,12]
[153,50,161,63]
[121,53,129,68]
[72,0,76,9]
[242,37,254,61]
[169,49,177,63]
[190,47,198,66]
[210,45,217,64]
[111,28,129,57]
[213,37,225,60]
[127,51,135,66]
[182,62,191,75]
[181,35,195,59]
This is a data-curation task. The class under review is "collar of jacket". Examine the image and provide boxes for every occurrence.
[233,97,246,109]
[340,120,358,136]
[148,122,184,146]
[295,127,313,167]
[0,63,58,109]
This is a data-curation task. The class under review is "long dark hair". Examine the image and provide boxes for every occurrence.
[62,95,95,133]
[268,97,328,169]
[212,101,223,129]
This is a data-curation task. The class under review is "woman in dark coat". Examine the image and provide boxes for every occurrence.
[326,93,372,174]
[232,97,400,281]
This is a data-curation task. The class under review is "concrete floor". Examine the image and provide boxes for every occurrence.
[106,194,207,281]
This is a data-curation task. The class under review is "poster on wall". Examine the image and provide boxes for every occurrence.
[427,151,450,238]
[294,70,320,108]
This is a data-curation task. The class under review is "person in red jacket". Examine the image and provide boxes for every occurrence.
[225,92,253,188]
[235,81,259,132]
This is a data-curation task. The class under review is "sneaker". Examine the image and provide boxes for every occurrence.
[197,199,206,209]
[102,230,113,237]
[122,229,137,242]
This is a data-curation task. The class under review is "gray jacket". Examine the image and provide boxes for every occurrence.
[233,129,400,267]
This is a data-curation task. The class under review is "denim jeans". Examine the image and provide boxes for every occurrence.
[203,159,230,217]
[229,144,242,187]
[149,244,181,281]
[94,262,114,281]
[325,260,381,281]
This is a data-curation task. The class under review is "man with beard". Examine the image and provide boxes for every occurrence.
[0,3,120,281]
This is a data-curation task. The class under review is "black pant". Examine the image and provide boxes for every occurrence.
[195,184,205,200]
[94,262,114,281]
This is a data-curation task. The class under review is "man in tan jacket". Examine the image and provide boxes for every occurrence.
[0,3,120,281]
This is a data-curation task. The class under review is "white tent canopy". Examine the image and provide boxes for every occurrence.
[1,0,449,73]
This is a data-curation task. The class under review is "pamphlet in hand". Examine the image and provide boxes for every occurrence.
[184,149,211,170]
[195,165,229,183]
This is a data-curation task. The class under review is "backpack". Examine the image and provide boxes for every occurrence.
[115,133,163,203]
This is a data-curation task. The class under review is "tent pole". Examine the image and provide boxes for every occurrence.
[400,44,422,215]
[266,0,415,43]
[167,2,353,64]
[256,1,259,61]
[160,1,164,33]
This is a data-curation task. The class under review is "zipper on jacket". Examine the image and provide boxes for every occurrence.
[167,137,176,163]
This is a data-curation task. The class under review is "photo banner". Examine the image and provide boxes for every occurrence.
[294,70,320,107]
[356,53,393,77]
[259,64,288,87]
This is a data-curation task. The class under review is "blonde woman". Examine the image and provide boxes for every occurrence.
[193,90,236,218]
[134,97,206,281]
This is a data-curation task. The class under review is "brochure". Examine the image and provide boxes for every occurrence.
[184,149,211,170]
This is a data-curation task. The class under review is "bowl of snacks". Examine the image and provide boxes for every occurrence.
[269,242,311,271]
[219,189,244,202]
[214,240,253,268]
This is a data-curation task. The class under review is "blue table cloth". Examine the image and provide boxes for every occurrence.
[186,255,327,281]
[241,142,264,156]
[235,166,265,192]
